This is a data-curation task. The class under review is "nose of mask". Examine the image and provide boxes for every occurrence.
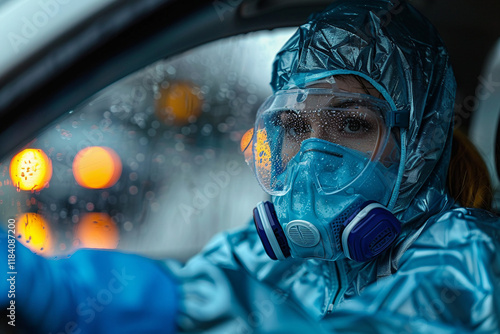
[289,138,370,195]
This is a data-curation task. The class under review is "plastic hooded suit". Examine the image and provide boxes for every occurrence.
[2,0,500,333]
[171,0,500,332]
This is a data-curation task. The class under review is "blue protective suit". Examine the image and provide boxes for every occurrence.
[2,1,500,333]
[173,0,500,332]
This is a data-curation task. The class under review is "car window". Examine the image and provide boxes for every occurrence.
[469,38,500,211]
[1,28,295,262]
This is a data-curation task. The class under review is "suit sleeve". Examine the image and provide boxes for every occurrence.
[0,229,179,334]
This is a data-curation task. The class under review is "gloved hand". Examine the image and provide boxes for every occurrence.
[0,224,179,334]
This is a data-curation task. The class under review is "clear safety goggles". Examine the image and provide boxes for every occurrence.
[243,88,402,196]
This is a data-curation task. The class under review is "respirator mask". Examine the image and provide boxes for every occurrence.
[243,79,409,262]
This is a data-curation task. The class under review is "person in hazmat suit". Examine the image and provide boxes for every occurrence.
[1,0,499,333]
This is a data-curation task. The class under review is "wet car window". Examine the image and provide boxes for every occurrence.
[1,28,295,262]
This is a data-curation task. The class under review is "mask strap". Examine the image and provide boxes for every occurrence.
[388,129,407,210]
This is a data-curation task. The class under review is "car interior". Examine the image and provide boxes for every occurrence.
[0,0,499,263]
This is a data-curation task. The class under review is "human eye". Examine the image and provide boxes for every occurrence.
[326,100,381,136]
[279,111,312,138]
[341,114,373,134]
[318,109,378,140]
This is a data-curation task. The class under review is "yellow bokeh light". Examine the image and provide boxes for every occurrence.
[155,81,203,126]
[75,212,119,249]
[73,146,122,189]
[10,149,52,191]
[255,129,272,187]
[16,213,53,256]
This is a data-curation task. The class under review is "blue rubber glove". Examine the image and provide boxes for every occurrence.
[0,227,179,334]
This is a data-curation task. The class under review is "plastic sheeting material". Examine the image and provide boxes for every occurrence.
[173,1,500,333]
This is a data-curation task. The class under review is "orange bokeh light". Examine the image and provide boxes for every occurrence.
[16,213,53,256]
[10,149,52,191]
[240,128,254,162]
[75,212,119,249]
[155,81,203,126]
[73,146,122,189]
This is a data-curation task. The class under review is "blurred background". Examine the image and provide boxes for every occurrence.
[0,28,294,261]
